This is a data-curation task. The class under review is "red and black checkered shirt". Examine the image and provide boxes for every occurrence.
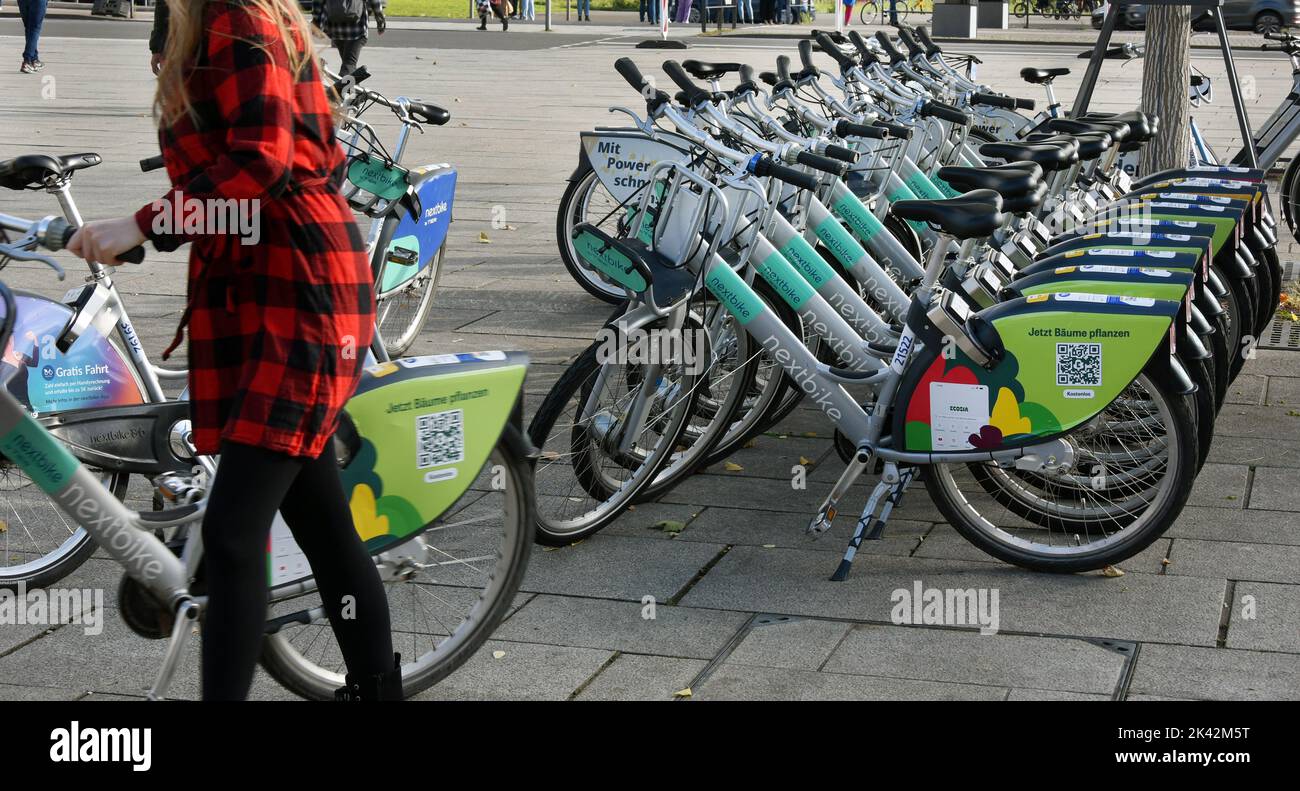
[134,0,375,458]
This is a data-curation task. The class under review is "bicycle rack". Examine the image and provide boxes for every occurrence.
[1072,0,1259,168]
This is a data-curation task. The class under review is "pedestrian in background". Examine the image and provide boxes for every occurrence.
[737,0,753,24]
[576,0,591,20]
[673,0,691,23]
[310,0,386,77]
[519,0,534,20]
[149,0,169,74]
[17,0,47,73]
[477,0,510,29]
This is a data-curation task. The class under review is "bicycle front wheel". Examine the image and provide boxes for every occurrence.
[259,437,534,700]
[0,465,127,590]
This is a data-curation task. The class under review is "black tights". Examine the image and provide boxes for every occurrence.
[200,439,393,701]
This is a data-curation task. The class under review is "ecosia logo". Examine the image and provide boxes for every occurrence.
[49,721,151,772]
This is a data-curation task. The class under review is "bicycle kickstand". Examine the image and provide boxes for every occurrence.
[147,599,200,701]
[830,464,917,582]
[807,446,875,537]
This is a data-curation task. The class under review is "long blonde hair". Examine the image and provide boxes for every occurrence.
[155,0,318,127]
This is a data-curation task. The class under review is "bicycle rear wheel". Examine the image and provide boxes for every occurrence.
[259,438,533,700]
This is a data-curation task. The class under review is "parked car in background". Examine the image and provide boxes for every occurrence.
[1093,0,1300,32]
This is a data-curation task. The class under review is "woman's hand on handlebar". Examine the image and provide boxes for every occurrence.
[67,217,146,267]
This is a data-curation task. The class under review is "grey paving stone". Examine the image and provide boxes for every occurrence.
[697,435,834,481]
[1206,434,1300,468]
[915,530,1169,576]
[1128,644,1300,701]
[492,595,748,659]
[602,503,706,541]
[1006,689,1112,701]
[1266,376,1300,407]
[1166,539,1300,584]
[416,640,612,701]
[1210,406,1300,441]
[1227,582,1300,654]
[521,534,724,602]
[1225,374,1267,405]
[1186,463,1249,509]
[1167,506,1300,545]
[725,616,853,671]
[1248,467,1300,511]
[1242,351,1300,378]
[675,505,930,555]
[823,625,1124,695]
[574,654,707,701]
[694,663,1007,701]
[680,547,1225,646]
[0,682,84,701]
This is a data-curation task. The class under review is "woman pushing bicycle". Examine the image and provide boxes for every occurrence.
[65,0,399,701]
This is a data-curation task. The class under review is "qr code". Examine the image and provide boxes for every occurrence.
[1056,343,1102,387]
[416,409,464,469]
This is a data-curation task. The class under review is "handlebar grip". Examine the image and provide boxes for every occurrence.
[920,100,970,125]
[777,55,793,84]
[897,27,925,58]
[798,39,822,77]
[847,30,877,64]
[796,149,848,176]
[1015,97,1036,111]
[835,120,886,140]
[874,120,914,139]
[58,222,145,264]
[752,156,820,191]
[663,60,711,106]
[140,155,165,173]
[813,31,853,73]
[874,31,907,65]
[615,57,650,92]
[970,92,1016,110]
[915,26,942,57]
[821,144,859,165]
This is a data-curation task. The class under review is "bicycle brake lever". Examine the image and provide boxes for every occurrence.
[609,105,655,135]
[0,242,66,279]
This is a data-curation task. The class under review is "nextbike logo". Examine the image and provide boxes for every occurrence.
[759,334,841,420]
[42,365,55,381]
[424,201,449,219]
[49,722,151,772]
[55,482,166,582]
[0,582,102,635]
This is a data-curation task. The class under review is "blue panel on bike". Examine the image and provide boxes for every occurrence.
[377,165,456,294]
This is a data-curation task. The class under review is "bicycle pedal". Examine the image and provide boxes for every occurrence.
[153,472,203,506]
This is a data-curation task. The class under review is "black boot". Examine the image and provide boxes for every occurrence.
[334,653,403,701]
[503,16,509,30]
[477,14,488,29]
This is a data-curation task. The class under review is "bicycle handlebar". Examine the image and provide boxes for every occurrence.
[663,60,712,107]
[796,149,848,176]
[750,155,821,191]
[920,100,970,125]
[834,119,886,140]
[813,32,853,74]
[140,155,165,173]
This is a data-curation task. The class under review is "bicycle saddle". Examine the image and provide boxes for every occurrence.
[937,162,1042,199]
[891,189,1006,240]
[407,102,450,126]
[1019,67,1070,85]
[682,60,742,81]
[1041,117,1129,144]
[1082,110,1157,150]
[0,152,102,190]
[980,139,1078,171]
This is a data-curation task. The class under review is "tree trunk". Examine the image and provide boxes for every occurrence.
[1140,5,1193,174]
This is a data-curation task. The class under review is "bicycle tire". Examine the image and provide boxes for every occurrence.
[0,469,128,591]
[557,170,631,305]
[926,360,1198,573]
[259,438,534,700]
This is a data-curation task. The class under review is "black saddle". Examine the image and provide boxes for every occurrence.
[1081,110,1158,149]
[1020,67,1070,85]
[0,153,102,190]
[1041,117,1130,144]
[937,162,1042,198]
[891,189,1005,240]
[1028,131,1111,161]
[980,138,1078,172]
[407,102,450,126]
[682,60,742,81]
